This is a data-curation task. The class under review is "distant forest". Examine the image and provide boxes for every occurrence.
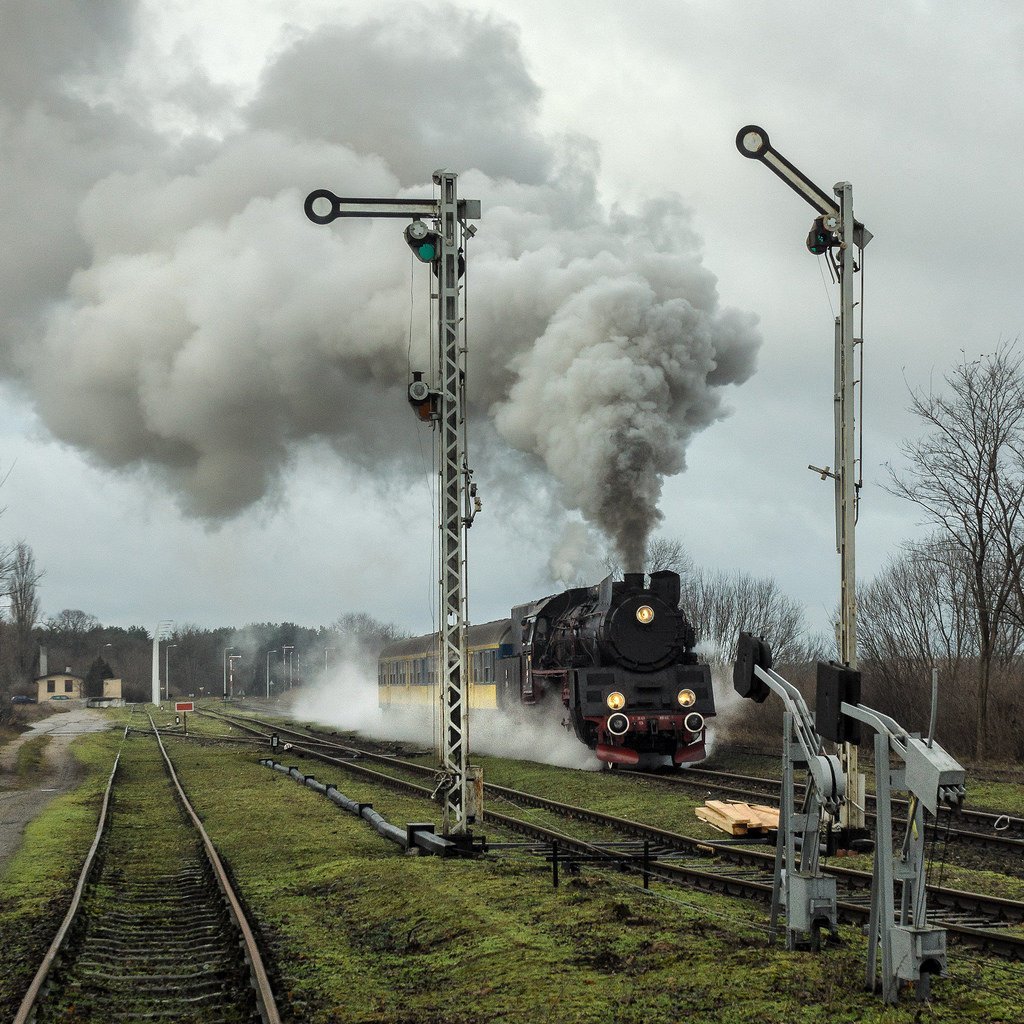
[0,609,403,705]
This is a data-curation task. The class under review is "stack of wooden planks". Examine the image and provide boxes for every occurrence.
[695,799,779,836]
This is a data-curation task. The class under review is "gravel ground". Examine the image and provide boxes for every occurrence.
[0,706,112,874]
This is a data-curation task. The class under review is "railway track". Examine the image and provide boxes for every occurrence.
[637,764,1024,852]
[203,708,1024,958]
[14,717,280,1024]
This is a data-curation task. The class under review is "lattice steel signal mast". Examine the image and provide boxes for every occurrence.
[736,126,872,835]
[304,172,481,838]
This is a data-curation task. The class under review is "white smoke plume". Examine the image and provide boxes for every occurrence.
[292,649,601,771]
[1,2,760,568]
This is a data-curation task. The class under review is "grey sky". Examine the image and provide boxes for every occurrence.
[1,1,1021,639]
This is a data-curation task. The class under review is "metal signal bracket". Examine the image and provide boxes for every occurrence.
[736,124,871,834]
[304,171,481,837]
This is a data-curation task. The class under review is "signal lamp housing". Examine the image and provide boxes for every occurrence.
[404,219,440,263]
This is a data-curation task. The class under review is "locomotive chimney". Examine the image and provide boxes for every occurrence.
[649,570,681,608]
[623,572,645,591]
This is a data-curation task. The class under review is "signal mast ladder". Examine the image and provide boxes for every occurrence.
[734,632,967,1004]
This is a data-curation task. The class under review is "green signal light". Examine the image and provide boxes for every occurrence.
[417,242,437,261]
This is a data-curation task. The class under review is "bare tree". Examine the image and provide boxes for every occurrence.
[859,538,975,743]
[602,535,693,579]
[887,344,1024,757]
[6,542,43,685]
[681,568,814,665]
[645,536,693,575]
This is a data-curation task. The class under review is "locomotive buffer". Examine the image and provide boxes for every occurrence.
[305,174,482,842]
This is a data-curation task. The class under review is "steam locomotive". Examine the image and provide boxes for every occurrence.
[378,570,715,767]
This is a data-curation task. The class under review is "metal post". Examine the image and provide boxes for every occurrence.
[435,170,470,835]
[164,644,177,701]
[301,176,481,839]
[222,646,235,699]
[735,130,870,837]
[152,635,160,707]
[266,649,277,698]
[151,621,172,706]
[282,645,293,691]
[836,181,865,832]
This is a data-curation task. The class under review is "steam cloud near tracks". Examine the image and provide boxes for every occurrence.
[292,649,601,771]
[1,2,760,570]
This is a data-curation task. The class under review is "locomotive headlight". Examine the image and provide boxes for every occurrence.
[636,605,655,625]
[677,689,696,707]
[606,691,626,711]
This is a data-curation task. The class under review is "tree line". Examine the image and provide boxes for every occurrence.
[0,606,401,706]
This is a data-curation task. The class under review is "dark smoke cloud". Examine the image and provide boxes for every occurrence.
[0,2,760,571]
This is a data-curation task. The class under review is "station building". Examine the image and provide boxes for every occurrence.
[35,671,84,702]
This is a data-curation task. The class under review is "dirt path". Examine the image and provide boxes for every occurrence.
[0,706,113,875]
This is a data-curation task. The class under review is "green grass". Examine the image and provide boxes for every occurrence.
[13,735,52,779]
[167,738,1024,1024]
[0,729,120,1018]
[4,724,1024,1023]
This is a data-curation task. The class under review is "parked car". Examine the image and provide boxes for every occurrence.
[10,694,36,704]
[50,695,71,701]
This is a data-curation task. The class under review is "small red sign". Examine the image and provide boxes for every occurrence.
[175,702,194,712]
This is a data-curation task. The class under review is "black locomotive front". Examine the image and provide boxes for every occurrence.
[500,570,715,766]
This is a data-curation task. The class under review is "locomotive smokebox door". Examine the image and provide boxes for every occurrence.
[734,632,772,702]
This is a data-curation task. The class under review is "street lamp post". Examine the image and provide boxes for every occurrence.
[324,647,336,670]
[266,649,277,699]
[222,646,236,699]
[228,654,242,698]
[164,644,177,701]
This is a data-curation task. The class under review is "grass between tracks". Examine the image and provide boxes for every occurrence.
[164,736,1023,1024]
[3,717,1024,1023]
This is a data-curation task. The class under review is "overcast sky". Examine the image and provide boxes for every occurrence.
[1,1,1021,641]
